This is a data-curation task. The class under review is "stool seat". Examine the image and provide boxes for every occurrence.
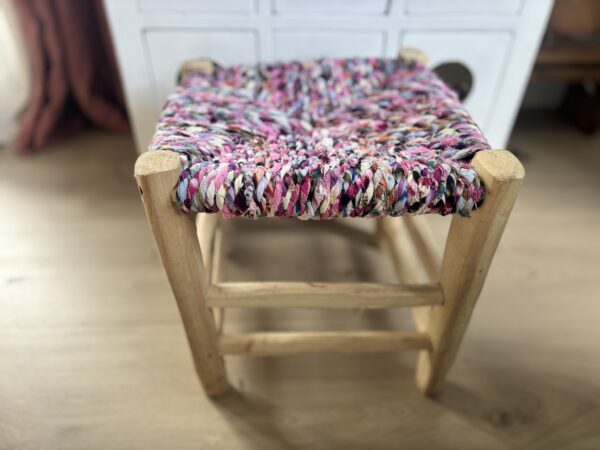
[149,58,491,219]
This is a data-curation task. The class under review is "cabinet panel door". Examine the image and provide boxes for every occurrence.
[144,30,258,107]
[406,0,523,15]
[138,0,256,15]
[274,0,389,16]
[273,30,386,61]
[402,31,512,131]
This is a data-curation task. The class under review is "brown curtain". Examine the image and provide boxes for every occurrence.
[13,0,129,154]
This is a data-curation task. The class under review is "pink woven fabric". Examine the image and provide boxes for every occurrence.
[149,58,490,219]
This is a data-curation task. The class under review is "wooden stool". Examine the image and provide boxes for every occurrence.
[135,50,524,398]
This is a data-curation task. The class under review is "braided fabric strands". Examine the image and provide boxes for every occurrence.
[149,57,491,219]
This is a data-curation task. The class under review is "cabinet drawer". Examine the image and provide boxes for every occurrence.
[273,30,386,61]
[138,0,256,14]
[274,0,389,16]
[144,30,258,108]
[406,0,523,15]
[401,31,512,128]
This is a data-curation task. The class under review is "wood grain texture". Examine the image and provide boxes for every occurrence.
[195,212,219,275]
[207,281,443,309]
[1,113,599,449]
[403,215,441,282]
[375,216,436,332]
[219,331,431,355]
[416,150,525,395]
[135,150,229,397]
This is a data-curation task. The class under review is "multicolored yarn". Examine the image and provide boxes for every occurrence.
[149,57,490,219]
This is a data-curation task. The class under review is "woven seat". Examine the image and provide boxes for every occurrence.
[149,57,491,219]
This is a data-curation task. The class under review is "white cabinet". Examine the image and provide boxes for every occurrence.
[104,0,553,152]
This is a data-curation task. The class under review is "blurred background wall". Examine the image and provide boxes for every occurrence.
[524,0,600,133]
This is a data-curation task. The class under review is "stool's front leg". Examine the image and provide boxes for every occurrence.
[416,150,525,395]
[135,150,230,398]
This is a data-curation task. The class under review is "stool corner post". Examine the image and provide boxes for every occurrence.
[134,149,181,180]
[415,149,525,395]
[134,150,230,398]
[397,47,429,66]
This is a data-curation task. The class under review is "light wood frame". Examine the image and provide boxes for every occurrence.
[134,50,525,398]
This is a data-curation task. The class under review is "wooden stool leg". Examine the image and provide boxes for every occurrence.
[135,150,230,398]
[416,150,525,395]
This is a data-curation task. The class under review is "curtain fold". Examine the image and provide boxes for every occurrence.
[13,0,129,154]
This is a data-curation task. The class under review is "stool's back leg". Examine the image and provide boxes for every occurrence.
[135,150,230,398]
[416,150,525,395]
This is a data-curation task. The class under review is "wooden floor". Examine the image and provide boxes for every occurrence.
[1,112,599,449]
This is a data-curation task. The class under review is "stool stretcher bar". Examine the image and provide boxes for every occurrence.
[206,281,443,309]
[219,331,431,356]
